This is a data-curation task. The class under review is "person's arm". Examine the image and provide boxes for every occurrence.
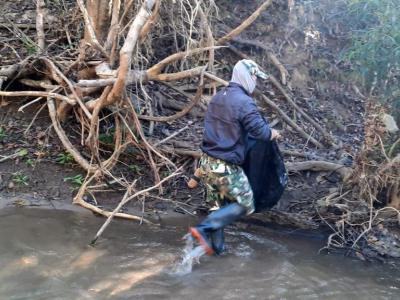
[240,99,271,141]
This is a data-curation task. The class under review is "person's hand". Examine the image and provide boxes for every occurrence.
[270,129,281,141]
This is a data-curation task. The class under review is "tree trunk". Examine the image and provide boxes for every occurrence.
[85,0,111,44]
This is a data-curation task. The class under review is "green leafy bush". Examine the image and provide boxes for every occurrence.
[344,0,400,120]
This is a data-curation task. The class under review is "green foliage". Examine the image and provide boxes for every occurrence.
[128,164,142,174]
[0,127,6,141]
[26,159,36,168]
[56,152,74,165]
[64,174,84,189]
[99,132,115,145]
[12,172,29,186]
[344,0,400,119]
[17,149,28,157]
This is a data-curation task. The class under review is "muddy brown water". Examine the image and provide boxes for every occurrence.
[0,207,399,300]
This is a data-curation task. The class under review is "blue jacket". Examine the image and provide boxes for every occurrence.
[201,82,271,165]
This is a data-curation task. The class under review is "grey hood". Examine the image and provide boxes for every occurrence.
[230,60,257,94]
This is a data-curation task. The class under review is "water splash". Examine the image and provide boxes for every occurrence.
[169,234,206,276]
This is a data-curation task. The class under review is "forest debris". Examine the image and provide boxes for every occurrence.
[381,113,399,133]
[90,168,182,245]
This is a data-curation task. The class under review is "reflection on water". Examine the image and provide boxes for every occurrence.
[0,208,399,300]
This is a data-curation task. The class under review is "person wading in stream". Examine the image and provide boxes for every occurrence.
[189,59,281,255]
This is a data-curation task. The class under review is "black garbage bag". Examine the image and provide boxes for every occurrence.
[242,140,288,213]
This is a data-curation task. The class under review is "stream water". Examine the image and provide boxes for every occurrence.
[0,207,399,300]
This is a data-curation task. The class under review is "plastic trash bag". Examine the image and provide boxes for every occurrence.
[242,139,288,212]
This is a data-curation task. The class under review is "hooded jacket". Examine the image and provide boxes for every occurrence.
[201,82,271,165]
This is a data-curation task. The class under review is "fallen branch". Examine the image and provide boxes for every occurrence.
[153,121,193,147]
[41,57,92,119]
[286,160,352,180]
[216,0,273,45]
[47,98,96,172]
[91,168,182,245]
[77,67,204,88]
[147,46,222,76]
[0,90,76,105]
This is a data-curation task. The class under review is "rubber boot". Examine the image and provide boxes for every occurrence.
[191,203,247,255]
[210,228,225,255]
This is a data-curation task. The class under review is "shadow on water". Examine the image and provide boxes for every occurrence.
[0,207,399,300]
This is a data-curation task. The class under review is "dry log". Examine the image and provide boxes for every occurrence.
[286,160,352,180]
[216,0,273,45]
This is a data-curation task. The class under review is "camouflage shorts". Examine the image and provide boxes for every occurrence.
[198,154,255,215]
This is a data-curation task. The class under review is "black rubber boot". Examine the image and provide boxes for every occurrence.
[195,203,247,254]
[210,228,225,255]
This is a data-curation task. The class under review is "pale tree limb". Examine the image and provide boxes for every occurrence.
[105,0,121,53]
[18,86,60,112]
[216,0,273,45]
[106,0,156,107]
[198,3,216,94]
[146,46,223,76]
[76,0,109,57]
[91,168,182,245]
[139,0,160,42]
[73,171,149,224]
[47,98,96,172]
[78,66,204,88]
[36,0,46,52]
[268,52,289,85]
[0,90,76,105]
[41,58,93,119]
[286,161,353,180]
[86,86,112,150]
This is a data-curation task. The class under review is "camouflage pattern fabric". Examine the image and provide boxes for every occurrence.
[198,154,255,215]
